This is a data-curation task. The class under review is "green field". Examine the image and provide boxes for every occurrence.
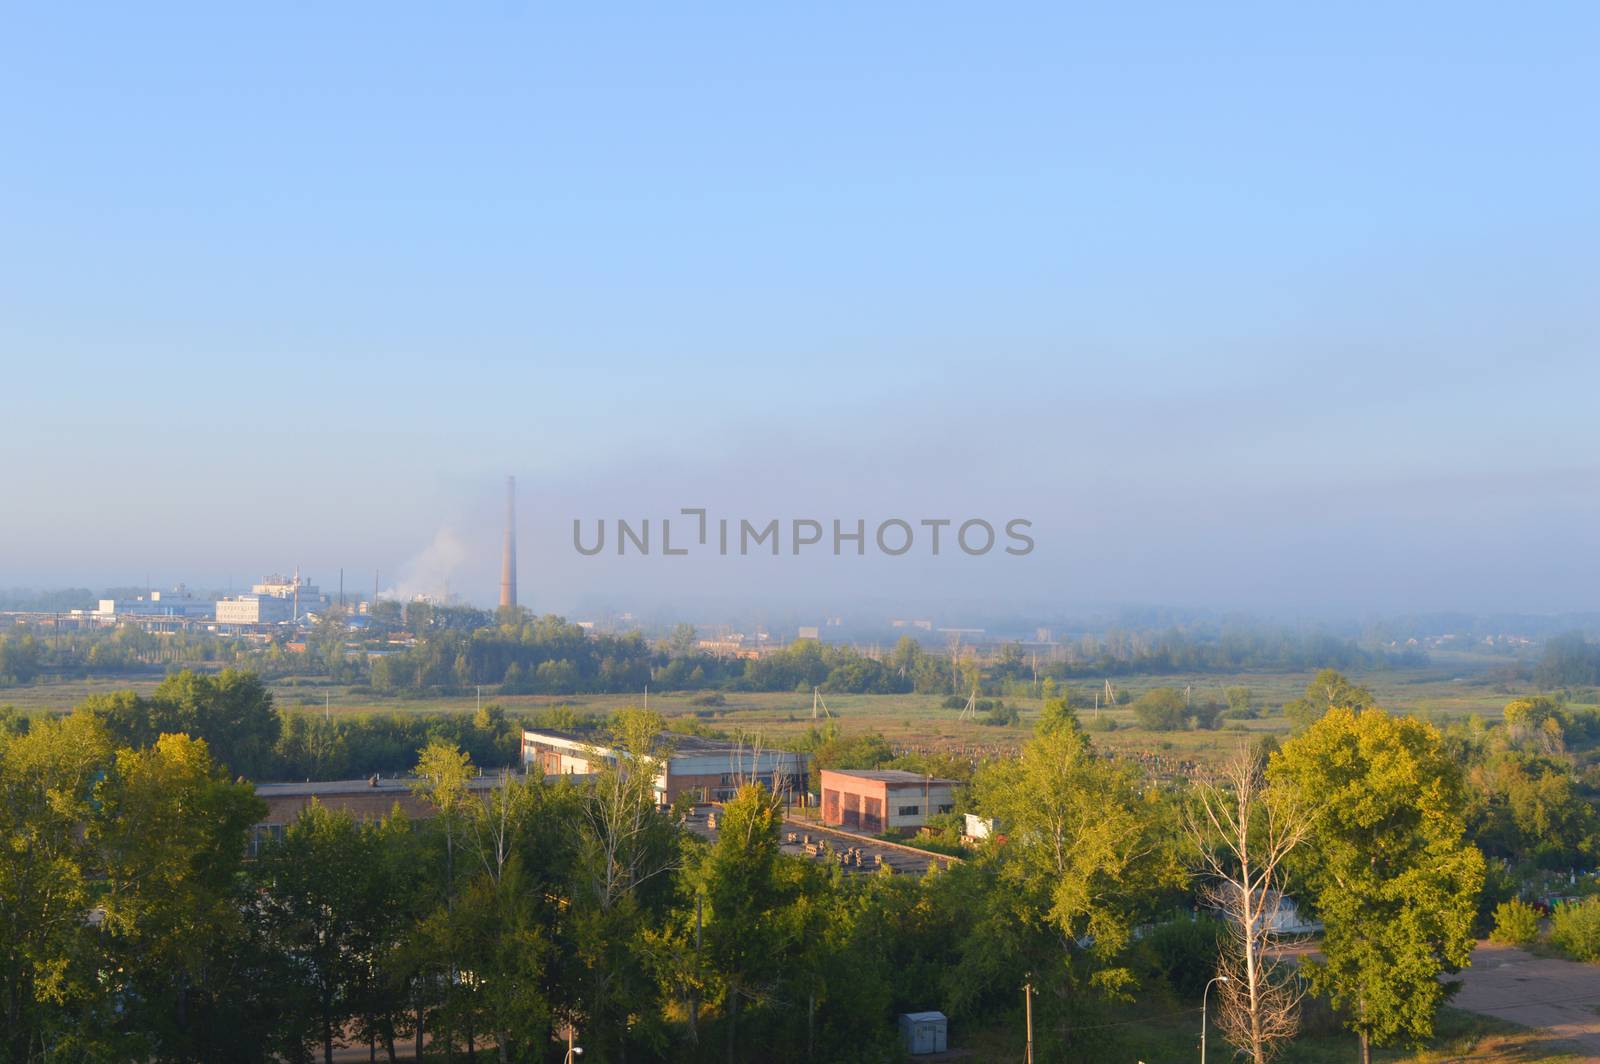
[3,653,1576,771]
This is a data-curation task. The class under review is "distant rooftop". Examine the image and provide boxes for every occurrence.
[522,726,802,757]
[254,773,526,798]
[823,768,957,785]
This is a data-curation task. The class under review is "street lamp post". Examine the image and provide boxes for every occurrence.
[1201,975,1229,1063]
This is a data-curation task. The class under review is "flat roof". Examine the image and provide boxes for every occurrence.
[821,768,957,786]
[522,727,804,758]
[254,774,523,797]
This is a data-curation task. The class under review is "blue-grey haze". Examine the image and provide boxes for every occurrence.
[2,3,1596,619]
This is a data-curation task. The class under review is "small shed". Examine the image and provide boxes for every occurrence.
[898,1011,948,1055]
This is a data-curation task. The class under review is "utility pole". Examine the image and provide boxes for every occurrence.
[1023,978,1034,1064]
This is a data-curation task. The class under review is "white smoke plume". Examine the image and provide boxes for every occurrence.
[382,528,470,604]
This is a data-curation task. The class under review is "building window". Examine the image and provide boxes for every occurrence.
[250,823,285,858]
[898,805,921,817]
[937,804,955,814]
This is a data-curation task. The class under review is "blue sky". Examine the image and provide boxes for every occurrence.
[3,3,1597,619]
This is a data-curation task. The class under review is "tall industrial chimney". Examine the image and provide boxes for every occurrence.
[499,475,518,610]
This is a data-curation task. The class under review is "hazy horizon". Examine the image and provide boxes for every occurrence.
[5,4,1597,618]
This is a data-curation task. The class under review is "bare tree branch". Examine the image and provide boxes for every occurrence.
[1187,745,1312,1064]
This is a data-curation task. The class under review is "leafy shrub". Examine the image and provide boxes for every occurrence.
[1137,916,1224,998]
[982,702,1020,727]
[1132,688,1187,730]
[1489,898,1541,945]
[1551,897,1600,961]
[1188,700,1225,730]
[1224,686,1256,718]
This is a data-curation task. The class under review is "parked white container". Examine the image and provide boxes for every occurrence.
[898,1011,948,1055]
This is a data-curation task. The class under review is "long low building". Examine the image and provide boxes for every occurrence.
[521,728,809,805]
[250,774,522,854]
[820,768,957,835]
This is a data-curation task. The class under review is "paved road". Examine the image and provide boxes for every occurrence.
[683,807,958,876]
[1452,941,1600,1055]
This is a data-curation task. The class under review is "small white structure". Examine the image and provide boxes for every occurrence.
[898,1011,948,1055]
[1209,889,1323,936]
[1259,890,1322,935]
[964,814,998,840]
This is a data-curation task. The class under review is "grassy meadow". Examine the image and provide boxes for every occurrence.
[3,651,1577,772]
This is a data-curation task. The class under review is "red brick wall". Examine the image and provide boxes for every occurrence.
[820,771,889,833]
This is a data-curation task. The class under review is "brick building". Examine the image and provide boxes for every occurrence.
[250,774,513,855]
[819,769,957,835]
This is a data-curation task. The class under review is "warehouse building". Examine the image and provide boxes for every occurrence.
[820,768,956,835]
[249,773,525,855]
[521,728,809,806]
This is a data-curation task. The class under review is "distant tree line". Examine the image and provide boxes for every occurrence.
[4,668,534,784]
[1534,631,1600,690]
[2,609,1417,700]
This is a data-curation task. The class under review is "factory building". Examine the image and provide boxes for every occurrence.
[250,571,328,617]
[92,589,213,621]
[215,595,294,625]
[819,769,957,835]
[521,728,809,806]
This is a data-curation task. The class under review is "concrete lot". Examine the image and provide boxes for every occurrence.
[1452,941,1600,1055]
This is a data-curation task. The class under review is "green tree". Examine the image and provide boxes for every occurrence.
[1037,694,1076,734]
[569,709,678,1060]
[666,622,699,657]
[256,803,387,1064]
[1281,668,1374,730]
[445,772,561,1061]
[969,722,1176,1050]
[91,668,283,778]
[94,733,267,1060]
[0,711,115,1061]
[1270,707,1485,1064]
[413,739,473,895]
[1131,687,1187,730]
[696,782,796,1063]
